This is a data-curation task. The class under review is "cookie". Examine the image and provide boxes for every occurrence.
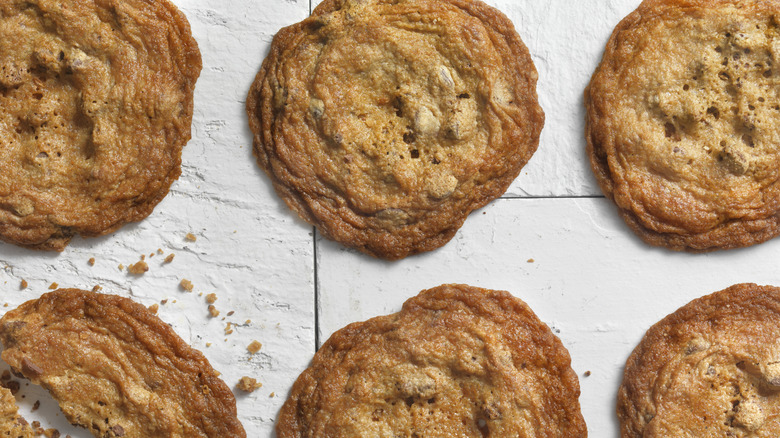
[618,283,780,436]
[585,0,780,251]
[0,0,201,251]
[0,289,246,438]
[276,284,586,437]
[0,386,33,438]
[247,0,544,260]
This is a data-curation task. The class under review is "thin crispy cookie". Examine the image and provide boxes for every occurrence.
[277,284,586,437]
[0,386,33,438]
[0,0,201,250]
[619,283,780,436]
[248,0,544,260]
[0,289,246,438]
[586,0,780,251]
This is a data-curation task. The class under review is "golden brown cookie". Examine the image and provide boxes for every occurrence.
[277,284,586,437]
[0,0,201,251]
[586,0,780,251]
[0,289,246,438]
[618,283,780,436]
[247,0,544,260]
[0,386,33,438]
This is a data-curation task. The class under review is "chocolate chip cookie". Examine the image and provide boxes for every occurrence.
[0,289,246,438]
[277,284,586,437]
[248,0,544,259]
[619,283,780,436]
[0,386,32,438]
[586,0,780,251]
[0,0,201,250]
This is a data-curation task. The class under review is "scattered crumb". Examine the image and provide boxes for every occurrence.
[206,342,212,347]
[237,376,262,393]
[32,400,40,411]
[208,305,220,317]
[161,299,168,305]
[3,303,7,307]
[269,392,275,398]
[164,253,175,264]
[226,311,235,316]
[48,282,58,290]
[157,248,164,254]
[180,279,194,292]
[225,322,234,335]
[584,370,592,377]
[88,257,96,266]
[198,292,203,297]
[205,293,217,304]
[149,253,155,258]
[118,264,124,271]
[3,380,20,394]
[148,304,159,314]
[245,319,251,324]
[128,261,149,275]
[20,279,27,289]
[527,258,535,263]
[247,340,262,354]
[92,285,102,292]
[43,428,60,438]
[185,233,197,242]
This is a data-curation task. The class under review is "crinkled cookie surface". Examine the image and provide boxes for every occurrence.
[0,289,246,438]
[248,0,544,260]
[0,0,201,250]
[277,284,586,437]
[619,283,780,437]
[586,0,780,251]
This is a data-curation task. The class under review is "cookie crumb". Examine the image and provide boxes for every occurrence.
[44,429,60,438]
[32,400,40,411]
[140,254,145,261]
[247,340,262,354]
[527,258,535,263]
[164,253,175,263]
[205,293,217,304]
[149,252,155,258]
[237,376,262,393]
[157,248,164,254]
[48,282,58,290]
[206,342,212,347]
[245,319,251,324]
[269,392,275,398]
[88,257,96,266]
[180,279,194,292]
[584,370,592,377]
[226,310,235,316]
[208,305,220,317]
[118,264,124,271]
[161,299,168,305]
[148,304,159,314]
[128,261,149,275]
[3,380,20,394]
[185,233,197,242]
[20,279,28,289]
[225,322,234,335]
[92,285,102,292]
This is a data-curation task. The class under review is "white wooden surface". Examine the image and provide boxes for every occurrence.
[2,1,779,437]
